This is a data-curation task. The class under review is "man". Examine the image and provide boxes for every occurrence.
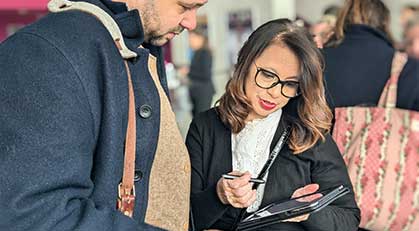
[0,0,207,230]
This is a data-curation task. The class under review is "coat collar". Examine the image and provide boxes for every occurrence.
[344,24,393,48]
[100,0,145,49]
[75,0,158,52]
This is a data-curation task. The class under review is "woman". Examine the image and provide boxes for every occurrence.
[323,0,419,111]
[186,19,360,231]
[188,29,215,117]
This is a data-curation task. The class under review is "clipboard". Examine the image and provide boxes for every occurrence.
[236,185,350,231]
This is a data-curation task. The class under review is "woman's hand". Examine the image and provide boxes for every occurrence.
[216,171,257,208]
[283,183,323,222]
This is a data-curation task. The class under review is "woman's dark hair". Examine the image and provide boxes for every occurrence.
[217,18,332,154]
[330,0,393,46]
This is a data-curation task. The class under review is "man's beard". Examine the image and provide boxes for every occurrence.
[148,27,185,46]
[141,0,184,46]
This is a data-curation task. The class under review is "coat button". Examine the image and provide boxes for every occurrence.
[138,104,152,119]
[183,221,188,230]
[183,163,191,174]
[134,170,143,182]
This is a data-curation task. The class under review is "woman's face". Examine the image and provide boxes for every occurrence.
[245,42,301,121]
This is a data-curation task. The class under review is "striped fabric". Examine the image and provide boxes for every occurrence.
[333,52,419,231]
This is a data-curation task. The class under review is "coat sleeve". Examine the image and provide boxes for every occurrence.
[0,33,163,231]
[300,135,360,231]
[186,117,229,230]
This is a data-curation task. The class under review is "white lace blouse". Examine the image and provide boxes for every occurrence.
[231,109,282,212]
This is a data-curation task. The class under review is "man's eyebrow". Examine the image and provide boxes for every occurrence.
[181,0,207,8]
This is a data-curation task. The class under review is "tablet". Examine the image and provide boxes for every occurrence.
[236,185,350,231]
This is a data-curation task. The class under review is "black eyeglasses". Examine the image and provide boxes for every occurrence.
[254,63,301,98]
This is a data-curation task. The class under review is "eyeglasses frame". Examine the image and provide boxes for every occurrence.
[253,63,301,98]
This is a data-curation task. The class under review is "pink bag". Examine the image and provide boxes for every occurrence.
[333,52,419,231]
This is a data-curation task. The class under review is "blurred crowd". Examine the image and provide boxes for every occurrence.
[167,1,419,137]
[309,2,419,58]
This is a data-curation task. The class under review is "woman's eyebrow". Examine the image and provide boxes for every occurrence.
[259,66,279,75]
[260,66,299,81]
[283,75,300,81]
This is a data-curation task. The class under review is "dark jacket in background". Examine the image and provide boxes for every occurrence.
[186,108,360,231]
[188,48,214,117]
[0,0,171,230]
[323,24,419,111]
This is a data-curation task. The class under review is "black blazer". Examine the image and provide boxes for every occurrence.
[186,108,360,231]
[323,24,419,111]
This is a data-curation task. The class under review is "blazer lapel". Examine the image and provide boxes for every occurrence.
[208,118,233,182]
[262,113,293,206]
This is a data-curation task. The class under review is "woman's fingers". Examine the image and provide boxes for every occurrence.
[228,189,257,208]
[281,183,322,223]
[226,171,252,189]
[291,183,322,202]
[292,183,319,198]
[217,171,259,208]
[283,214,310,222]
[298,193,323,202]
[231,181,252,197]
[216,178,229,204]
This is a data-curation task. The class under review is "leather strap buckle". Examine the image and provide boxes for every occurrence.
[117,183,136,218]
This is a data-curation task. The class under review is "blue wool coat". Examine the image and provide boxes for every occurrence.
[323,24,419,111]
[0,0,169,230]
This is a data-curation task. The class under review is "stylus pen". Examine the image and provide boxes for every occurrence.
[222,174,266,184]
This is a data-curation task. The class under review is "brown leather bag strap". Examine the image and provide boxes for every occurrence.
[377,52,408,108]
[48,0,138,218]
[117,60,137,218]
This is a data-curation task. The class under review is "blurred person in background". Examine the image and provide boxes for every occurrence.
[186,18,360,231]
[323,0,419,112]
[310,15,336,48]
[403,16,419,59]
[400,4,419,29]
[188,29,215,117]
[310,5,341,48]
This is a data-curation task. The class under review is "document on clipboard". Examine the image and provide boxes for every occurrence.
[236,185,350,231]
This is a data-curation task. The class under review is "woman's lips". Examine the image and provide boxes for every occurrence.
[259,98,277,110]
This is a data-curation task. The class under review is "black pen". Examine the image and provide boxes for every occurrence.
[222,174,266,184]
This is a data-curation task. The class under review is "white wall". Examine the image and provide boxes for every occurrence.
[296,0,341,24]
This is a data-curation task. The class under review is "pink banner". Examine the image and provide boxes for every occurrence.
[0,0,50,10]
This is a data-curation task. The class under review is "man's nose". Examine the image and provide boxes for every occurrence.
[180,9,198,31]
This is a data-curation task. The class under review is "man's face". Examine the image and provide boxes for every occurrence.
[127,0,208,46]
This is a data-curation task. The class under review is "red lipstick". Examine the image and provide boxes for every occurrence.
[259,99,276,111]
